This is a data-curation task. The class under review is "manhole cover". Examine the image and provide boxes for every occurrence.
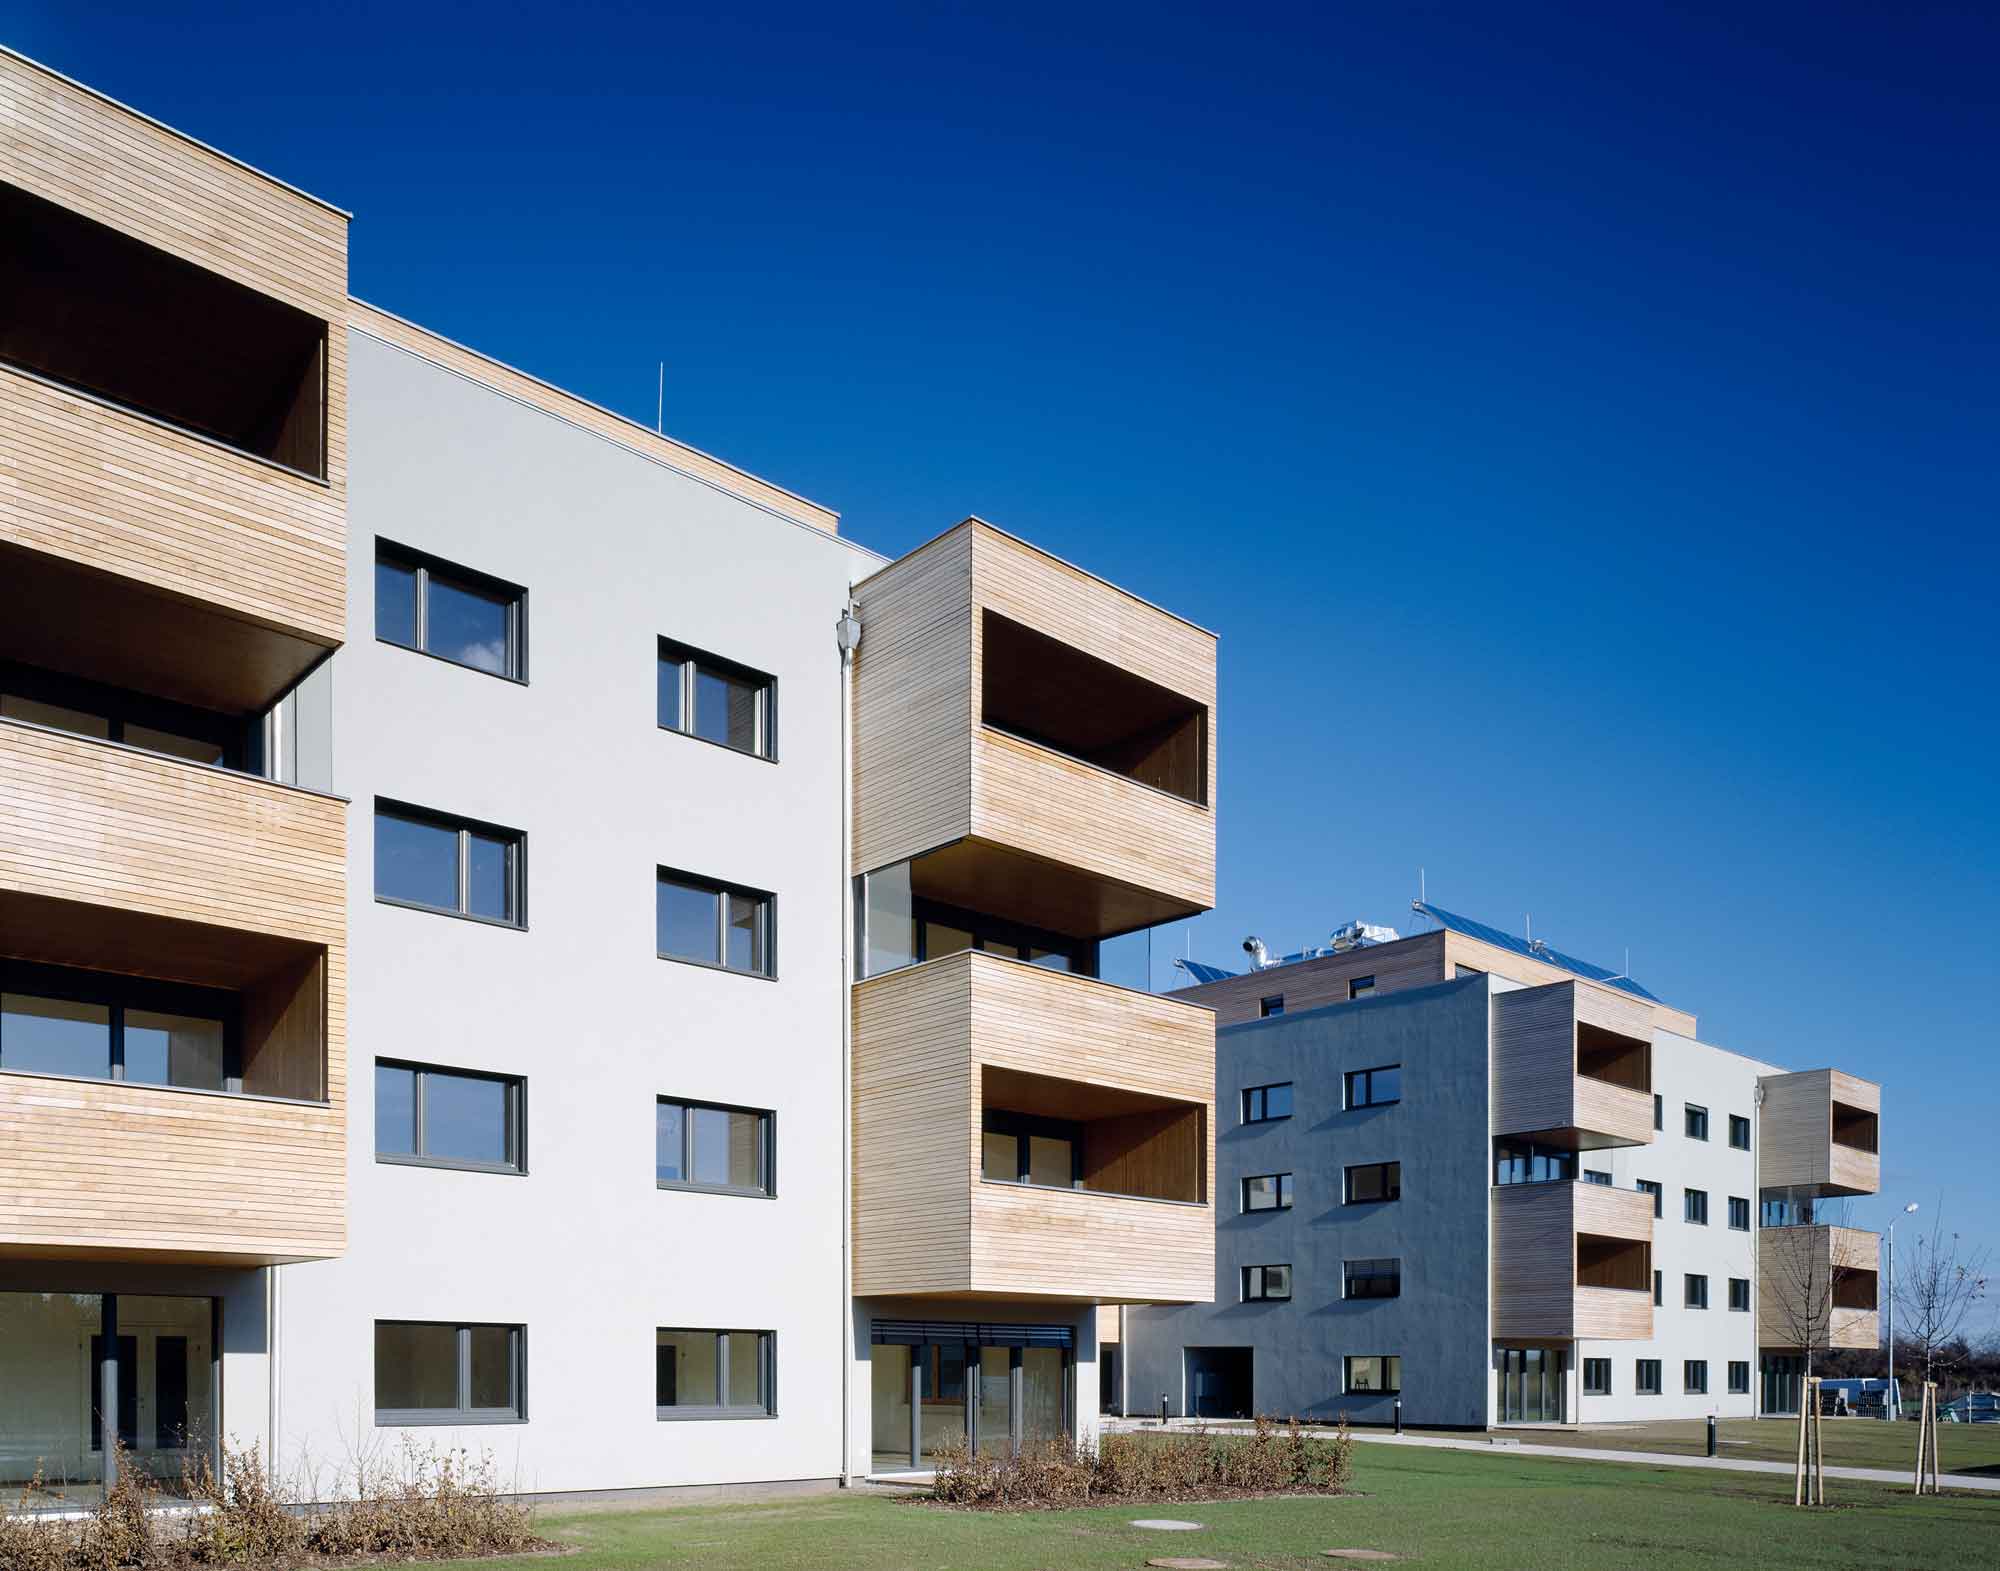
[1132,1519,1204,1531]
[1323,1553,1399,1563]
[1146,1560,1228,1569]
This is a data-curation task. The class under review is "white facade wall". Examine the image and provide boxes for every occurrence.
[268,328,876,1493]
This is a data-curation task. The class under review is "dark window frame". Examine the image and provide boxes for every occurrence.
[1347,975,1376,999]
[656,867,776,979]
[910,894,1094,976]
[373,1321,525,1426]
[1242,1264,1292,1302]
[375,1059,525,1175]
[1342,1257,1402,1300]
[1684,1359,1709,1395]
[1343,1355,1401,1395]
[1,660,251,772]
[1344,1161,1402,1205]
[1242,1172,1294,1213]
[656,1328,776,1420]
[1494,1139,1574,1186]
[1344,1064,1401,1109]
[1728,1360,1751,1394]
[657,637,778,762]
[980,1108,1083,1191]
[375,541,528,683]
[1728,1277,1751,1313]
[1685,1273,1709,1310]
[1684,1103,1710,1141]
[1653,1093,1663,1131]
[1636,1358,1662,1396]
[1653,1270,1663,1306]
[0,957,245,1095]
[1582,1357,1612,1396]
[1728,1113,1751,1151]
[656,1096,776,1197]
[1728,1195,1751,1232]
[1241,1082,1294,1124]
[374,800,527,929]
[1582,1168,1612,1185]
[1636,1178,1663,1217]
[1259,995,1284,1018]
[1684,1187,1709,1225]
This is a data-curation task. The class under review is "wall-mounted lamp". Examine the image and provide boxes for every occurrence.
[835,603,863,656]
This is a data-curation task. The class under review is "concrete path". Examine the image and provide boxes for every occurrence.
[1102,1418,2000,1495]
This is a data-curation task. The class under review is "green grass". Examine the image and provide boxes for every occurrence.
[1400,1416,2000,1475]
[441,1445,1995,1571]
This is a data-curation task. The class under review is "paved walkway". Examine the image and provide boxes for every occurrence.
[1102,1418,2000,1494]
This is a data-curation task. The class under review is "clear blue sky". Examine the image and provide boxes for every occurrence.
[18,3,1995,1292]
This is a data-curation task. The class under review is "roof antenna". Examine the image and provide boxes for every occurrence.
[656,362,665,434]
[1419,866,1426,905]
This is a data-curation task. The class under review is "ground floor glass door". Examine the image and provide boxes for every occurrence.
[1762,1356,1804,1416]
[869,1320,1075,1471]
[1496,1347,1567,1424]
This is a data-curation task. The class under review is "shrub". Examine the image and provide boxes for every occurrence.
[931,1416,1354,1509]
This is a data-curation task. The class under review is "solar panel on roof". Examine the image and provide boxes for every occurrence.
[1413,902,1660,1001]
[1172,959,1238,985]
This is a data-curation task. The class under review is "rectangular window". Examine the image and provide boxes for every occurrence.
[1635,1359,1661,1396]
[1636,1179,1663,1217]
[2,988,231,1092]
[1728,1196,1750,1231]
[375,802,524,927]
[1728,1277,1751,1313]
[1344,1162,1401,1204]
[656,1098,773,1195]
[1345,1064,1402,1108]
[375,542,526,680]
[1653,1270,1663,1306]
[1242,1172,1294,1212]
[1728,1113,1751,1151]
[375,1061,523,1173]
[1582,1169,1611,1186]
[1347,975,1375,999]
[2,671,240,771]
[1653,1093,1663,1131]
[1494,1140,1574,1186]
[1582,1357,1611,1396]
[1344,1355,1400,1394]
[979,1111,1079,1190]
[1684,1360,1708,1395]
[1242,1264,1291,1301]
[1684,1188,1709,1225]
[656,1328,774,1418]
[1259,995,1284,1018]
[657,869,773,977]
[1728,1360,1751,1394]
[1242,1082,1293,1123]
[1685,1103,1709,1141]
[1343,1258,1401,1300]
[658,638,775,760]
[1684,1273,1709,1310]
[374,1322,523,1423]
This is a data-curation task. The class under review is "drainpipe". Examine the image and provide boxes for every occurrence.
[835,599,862,1485]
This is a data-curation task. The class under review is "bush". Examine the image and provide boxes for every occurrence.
[931,1416,1353,1509]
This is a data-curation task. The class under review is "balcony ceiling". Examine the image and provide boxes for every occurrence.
[913,836,1205,943]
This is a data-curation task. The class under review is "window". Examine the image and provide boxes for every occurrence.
[1653,1270,1663,1306]
[1344,1356,1400,1394]
[982,1111,1078,1190]
[375,543,525,680]
[1728,1277,1751,1313]
[1243,1173,1294,1212]
[657,1098,773,1195]
[1345,1064,1401,1108]
[1728,1360,1751,1395]
[1728,1196,1750,1231]
[1494,1140,1573,1186]
[1653,1093,1663,1131]
[374,1322,523,1423]
[1344,1162,1401,1204]
[656,1329,774,1418]
[1763,1195,1813,1229]
[1348,975,1375,999]
[1582,1358,1611,1396]
[1684,1273,1709,1310]
[1635,1359,1661,1396]
[2,666,240,770]
[1684,1360,1708,1395]
[375,803,524,926]
[1728,1113,1751,1151]
[658,638,775,760]
[1582,1169,1612,1186]
[2,964,230,1093]
[657,869,773,976]
[1259,995,1284,1019]
[376,1062,523,1173]
[1636,1179,1663,1217]
[1242,1082,1293,1123]
[1242,1264,1291,1301]
[1684,1188,1709,1225]
[1343,1258,1401,1300]
[1454,964,1484,979]
[1684,1103,1709,1141]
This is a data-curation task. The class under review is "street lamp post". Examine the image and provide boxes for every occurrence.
[1887,1202,1919,1421]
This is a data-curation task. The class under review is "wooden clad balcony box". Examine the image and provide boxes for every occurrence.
[1491,979,1655,1149]
[0,720,346,1264]
[850,519,1215,940]
[1758,1069,1880,1198]
[1492,1180,1654,1341]
[852,950,1214,1304]
[1759,1225,1880,1351]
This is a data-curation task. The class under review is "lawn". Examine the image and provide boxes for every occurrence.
[1416,1416,2000,1475]
[444,1445,1995,1571]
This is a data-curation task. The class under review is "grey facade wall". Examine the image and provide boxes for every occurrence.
[1124,975,1493,1427]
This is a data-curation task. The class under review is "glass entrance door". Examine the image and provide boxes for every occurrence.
[1496,1348,1567,1423]
[1762,1356,1804,1416]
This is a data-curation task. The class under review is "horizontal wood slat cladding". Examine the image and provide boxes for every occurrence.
[1445,932,1698,1037]
[1167,931,1447,1027]
[852,950,1214,1304]
[1758,1225,1881,1350]
[348,304,837,535]
[1757,1069,1882,1197]
[1,51,348,649]
[1492,1182,1654,1341]
[0,722,347,1261]
[1492,981,1653,1148]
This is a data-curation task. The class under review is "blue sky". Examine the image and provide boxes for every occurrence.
[17,3,1995,1290]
